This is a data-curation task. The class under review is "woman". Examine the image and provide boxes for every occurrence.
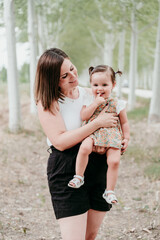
[34,48,118,240]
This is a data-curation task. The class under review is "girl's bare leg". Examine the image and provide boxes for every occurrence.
[76,137,93,177]
[58,212,87,240]
[106,148,121,191]
[85,209,106,240]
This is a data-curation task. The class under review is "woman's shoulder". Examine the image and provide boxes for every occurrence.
[37,100,60,115]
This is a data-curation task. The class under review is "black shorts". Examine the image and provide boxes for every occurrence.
[47,143,112,219]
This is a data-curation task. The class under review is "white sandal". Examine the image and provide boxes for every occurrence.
[68,175,84,188]
[103,190,118,204]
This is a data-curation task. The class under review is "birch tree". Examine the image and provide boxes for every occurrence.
[95,0,117,65]
[37,13,46,55]
[104,33,115,65]
[128,8,138,110]
[4,0,21,132]
[28,0,37,113]
[148,0,160,123]
[117,30,126,98]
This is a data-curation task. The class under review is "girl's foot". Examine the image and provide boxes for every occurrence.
[103,190,118,204]
[68,175,84,188]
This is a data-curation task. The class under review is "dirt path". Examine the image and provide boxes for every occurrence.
[0,93,159,240]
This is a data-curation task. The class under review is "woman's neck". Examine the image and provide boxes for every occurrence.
[62,87,79,99]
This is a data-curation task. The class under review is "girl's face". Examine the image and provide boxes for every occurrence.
[90,72,115,99]
[59,58,78,92]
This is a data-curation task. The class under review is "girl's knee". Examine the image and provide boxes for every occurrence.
[108,158,120,168]
[80,142,92,155]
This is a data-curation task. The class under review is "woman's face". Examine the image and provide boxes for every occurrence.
[59,58,78,92]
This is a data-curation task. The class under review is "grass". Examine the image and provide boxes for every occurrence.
[127,97,150,121]
[144,163,160,181]
[123,96,160,180]
[127,105,149,121]
[127,145,149,164]
[122,93,150,121]
[0,82,30,97]
[127,144,160,180]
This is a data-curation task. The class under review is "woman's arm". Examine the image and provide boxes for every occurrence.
[37,101,118,151]
[119,109,130,153]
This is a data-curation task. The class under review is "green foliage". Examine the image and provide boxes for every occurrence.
[137,0,159,71]
[18,63,29,83]
[0,0,3,27]
[2,0,159,76]
[44,0,106,73]
[14,0,28,42]
[0,67,7,82]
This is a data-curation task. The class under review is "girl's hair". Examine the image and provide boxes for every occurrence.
[89,65,122,84]
[34,48,68,112]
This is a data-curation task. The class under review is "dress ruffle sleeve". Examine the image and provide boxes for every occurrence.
[116,100,127,114]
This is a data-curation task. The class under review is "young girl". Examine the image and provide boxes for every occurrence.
[68,65,130,204]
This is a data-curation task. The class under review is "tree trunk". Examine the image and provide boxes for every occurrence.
[128,10,138,110]
[28,0,37,113]
[148,0,160,123]
[117,30,125,98]
[104,33,114,66]
[4,0,21,132]
[38,13,47,55]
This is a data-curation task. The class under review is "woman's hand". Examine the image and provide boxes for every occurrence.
[95,106,119,128]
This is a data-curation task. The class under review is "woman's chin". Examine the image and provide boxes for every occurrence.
[70,79,78,86]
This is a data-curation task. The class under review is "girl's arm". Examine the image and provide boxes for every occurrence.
[80,102,98,121]
[81,94,106,121]
[37,101,118,151]
[119,109,130,153]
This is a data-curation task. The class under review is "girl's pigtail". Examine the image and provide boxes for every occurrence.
[115,70,122,76]
[89,66,94,75]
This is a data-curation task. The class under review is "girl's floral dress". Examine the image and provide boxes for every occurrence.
[83,95,126,149]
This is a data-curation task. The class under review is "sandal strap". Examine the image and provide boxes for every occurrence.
[103,190,118,204]
[68,175,84,188]
[70,178,81,184]
[74,175,84,181]
[105,190,115,194]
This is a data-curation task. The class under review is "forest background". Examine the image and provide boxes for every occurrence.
[0,0,160,239]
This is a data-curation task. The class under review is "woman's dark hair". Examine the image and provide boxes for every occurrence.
[34,48,69,112]
[89,65,122,84]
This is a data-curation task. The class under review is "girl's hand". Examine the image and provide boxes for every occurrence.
[121,138,129,154]
[94,94,106,107]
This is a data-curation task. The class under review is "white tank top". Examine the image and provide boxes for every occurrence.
[47,86,86,146]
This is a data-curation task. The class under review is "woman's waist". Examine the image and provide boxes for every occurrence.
[50,143,81,153]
